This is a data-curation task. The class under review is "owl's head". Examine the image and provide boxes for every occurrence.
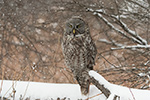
[65,17,88,37]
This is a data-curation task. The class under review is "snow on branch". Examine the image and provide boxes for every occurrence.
[126,0,150,12]
[111,44,150,50]
[87,8,147,45]
[111,15,147,45]
[99,39,124,47]
[89,70,150,100]
[98,39,112,44]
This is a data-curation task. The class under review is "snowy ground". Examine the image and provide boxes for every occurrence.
[0,80,105,100]
[0,71,150,100]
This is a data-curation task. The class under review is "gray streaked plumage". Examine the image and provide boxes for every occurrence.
[62,17,97,95]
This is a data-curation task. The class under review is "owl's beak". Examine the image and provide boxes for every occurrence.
[73,29,76,34]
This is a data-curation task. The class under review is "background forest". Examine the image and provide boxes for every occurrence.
[0,0,150,90]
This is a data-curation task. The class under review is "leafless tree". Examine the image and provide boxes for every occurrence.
[0,0,74,83]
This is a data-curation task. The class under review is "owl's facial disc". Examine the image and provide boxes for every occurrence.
[66,18,86,38]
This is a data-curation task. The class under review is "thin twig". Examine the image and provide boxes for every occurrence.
[0,67,4,93]
[22,82,30,100]
[129,88,136,100]
[86,93,103,100]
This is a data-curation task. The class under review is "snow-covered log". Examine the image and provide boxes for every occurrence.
[89,70,150,100]
[89,72,111,98]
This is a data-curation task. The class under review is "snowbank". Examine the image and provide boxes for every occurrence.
[0,80,105,100]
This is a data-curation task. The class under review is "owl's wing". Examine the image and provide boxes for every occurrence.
[86,38,97,70]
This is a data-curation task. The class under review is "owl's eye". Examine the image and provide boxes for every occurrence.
[68,24,73,28]
[76,24,81,28]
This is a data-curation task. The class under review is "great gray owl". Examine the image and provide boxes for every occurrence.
[62,17,97,95]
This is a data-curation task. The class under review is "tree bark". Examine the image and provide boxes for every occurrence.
[90,77,111,98]
[90,73,120,100]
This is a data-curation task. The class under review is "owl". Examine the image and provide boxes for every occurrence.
[62,17,97,95]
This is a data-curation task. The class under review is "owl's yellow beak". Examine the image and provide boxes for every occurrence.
[73,29,76,34]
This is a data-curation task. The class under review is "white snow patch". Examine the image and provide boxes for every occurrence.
[144,60,150,65]
[50,23,58,28]
[138,73,146,77]
[95,9,105,13]
[107,94,115,100]
[99,39,111,44]
[37,18,45,24]
[51,6,65,11]
[0,80,105,100]
[35,28,42,34]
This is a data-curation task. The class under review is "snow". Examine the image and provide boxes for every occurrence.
[119,20,147,45]
[35,28,42,34]
[0,80,105,100]
[0,71,150,100]
[37,18,45,24]
[88,7,148,45]
[111,14,147,45]
[123,0,149,13]
[107,94,115,100]
[144,60,150,65]
[111,44,150,50]
[99,39,111,44]
[95,9,105,13]
[50,23,58,28]
[138,73,147,77]
[89,70,150,100]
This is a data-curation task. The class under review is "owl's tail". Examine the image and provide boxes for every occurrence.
[80,80,90,95]
[76,70,91,95]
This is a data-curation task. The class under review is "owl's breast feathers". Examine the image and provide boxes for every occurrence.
[62,35,97,70]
